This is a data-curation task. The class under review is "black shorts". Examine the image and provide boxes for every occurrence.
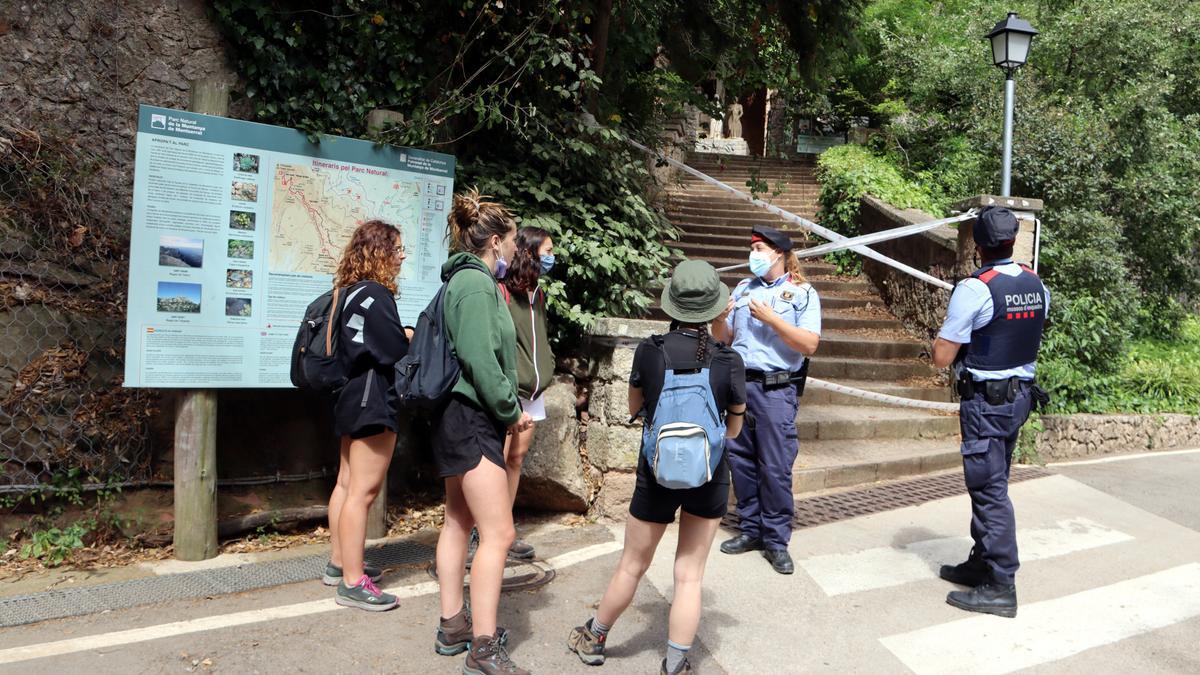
[432,395,507,478]
[333,369,398,439]
[629,453,730,524]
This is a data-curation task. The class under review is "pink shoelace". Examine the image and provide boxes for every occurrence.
[354,575,383,596]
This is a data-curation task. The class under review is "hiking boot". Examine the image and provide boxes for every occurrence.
[762,548,794,575]
[334,575,397,612]
[508,538,536,560]
[946,583,1018,618]
[567,618,607,665]
[322,562,383,586]
[660,657,694,674]
[463,631,528,675]
[939,558,988,587]
[719,534,763,555]
[436,604,510,656]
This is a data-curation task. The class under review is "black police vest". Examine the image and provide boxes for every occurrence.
[963,262,1047,371]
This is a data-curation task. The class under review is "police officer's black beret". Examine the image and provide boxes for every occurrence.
[751,225,794,252]
[973,206,1020,248]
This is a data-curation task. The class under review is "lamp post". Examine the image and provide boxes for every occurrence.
[986,12,1038,197]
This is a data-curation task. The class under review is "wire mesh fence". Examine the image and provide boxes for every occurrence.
[0,121,160,496]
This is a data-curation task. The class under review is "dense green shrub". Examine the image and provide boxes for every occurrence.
[813,0,1200,412]
[209,1,863,339]
[815,145,940,274]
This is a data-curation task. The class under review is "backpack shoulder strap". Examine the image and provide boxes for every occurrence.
[325,286,341,356]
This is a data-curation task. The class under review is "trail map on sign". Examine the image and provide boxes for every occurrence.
[270,162,422,276]
[123,105,454,388]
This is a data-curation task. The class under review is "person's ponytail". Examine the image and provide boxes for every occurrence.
[446,187,514,254]
[785,251,807,285]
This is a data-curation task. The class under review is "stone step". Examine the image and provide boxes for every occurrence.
[809,356,936,381]
[800,379,952,407]
[667,213,819,228]
[677,230,807,247]
[688,152,818,165]
[673,239,838,261]
[816,334,924,360]
[712,262,836,278]
[673,223,811,239]
[795,404,960,442]
[792,439,962,493]
[822,312,904,331]
[667,200,822,216]
[672,179,820,192]
[673,181,820,193]
[667,192,825,205]
[645,294,887,320]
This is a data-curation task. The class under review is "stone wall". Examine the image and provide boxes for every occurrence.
[856,196,965,340]
[1,1,241,238]
[1035,414,1200,462]
[0,1,344,486]
[581,317,666,516]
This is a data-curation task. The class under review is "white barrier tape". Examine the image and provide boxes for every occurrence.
[715,212,974,273]
[795,211,977,260]
[807,377,960,413]
[625,138,956,291]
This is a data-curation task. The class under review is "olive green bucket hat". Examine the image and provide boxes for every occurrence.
[660,259,730,324]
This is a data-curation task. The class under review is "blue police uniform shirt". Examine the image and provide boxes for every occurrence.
[938,259,1050,381]
[725,274,821,372]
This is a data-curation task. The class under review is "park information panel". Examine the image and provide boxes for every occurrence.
[123,104,455,388]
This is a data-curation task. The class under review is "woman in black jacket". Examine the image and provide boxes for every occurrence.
[324,220,410,611]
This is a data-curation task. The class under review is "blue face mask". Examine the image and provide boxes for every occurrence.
[539,254,555,274]
[494,254,508,279]
[748,251,775,278]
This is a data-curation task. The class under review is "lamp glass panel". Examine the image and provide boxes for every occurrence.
[1008,32,1032,65]
[990,33,1008,66]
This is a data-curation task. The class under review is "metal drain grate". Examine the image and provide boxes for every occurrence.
[0,540,434,628]
[723,466,1052,531]
[426,559,557,593]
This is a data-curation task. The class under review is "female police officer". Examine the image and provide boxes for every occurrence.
[711,225,821,575]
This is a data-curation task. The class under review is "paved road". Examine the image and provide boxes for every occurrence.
[2,452,1199,674]
[1054,450,1200,531]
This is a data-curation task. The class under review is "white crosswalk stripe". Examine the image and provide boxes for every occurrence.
[799,517,1134,596]
[879,563,1200,675]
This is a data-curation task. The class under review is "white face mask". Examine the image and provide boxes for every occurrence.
[748,251,777,278]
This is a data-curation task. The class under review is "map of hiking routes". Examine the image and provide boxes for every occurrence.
[123,105,455,388]
[270,161,421,277]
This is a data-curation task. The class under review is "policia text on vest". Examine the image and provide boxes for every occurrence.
[930,206,1051,619]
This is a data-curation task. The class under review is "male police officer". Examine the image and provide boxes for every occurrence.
[712,225,821,575]
[931,206,1048,617]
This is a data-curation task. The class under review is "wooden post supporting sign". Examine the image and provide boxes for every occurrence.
[173,79,229,561]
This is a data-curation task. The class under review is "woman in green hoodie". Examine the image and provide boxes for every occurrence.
[497,225,556,560]
[432,188,533,675]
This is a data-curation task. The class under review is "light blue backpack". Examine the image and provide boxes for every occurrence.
[641,340,726,489]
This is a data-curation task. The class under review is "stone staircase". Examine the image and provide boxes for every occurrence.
[655,152,960,493]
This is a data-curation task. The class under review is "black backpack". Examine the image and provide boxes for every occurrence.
[393,260,490,410]
[290,282,363,392]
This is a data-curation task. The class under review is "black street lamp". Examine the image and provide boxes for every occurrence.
[986,12,1038,196]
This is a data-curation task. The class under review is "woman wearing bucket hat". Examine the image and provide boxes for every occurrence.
[568,260,747,675]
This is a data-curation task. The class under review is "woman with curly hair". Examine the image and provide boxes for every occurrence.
[322,219,410,611]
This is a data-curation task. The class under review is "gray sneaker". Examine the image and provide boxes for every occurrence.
[334,575,397,612]
[322,562,383,586]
